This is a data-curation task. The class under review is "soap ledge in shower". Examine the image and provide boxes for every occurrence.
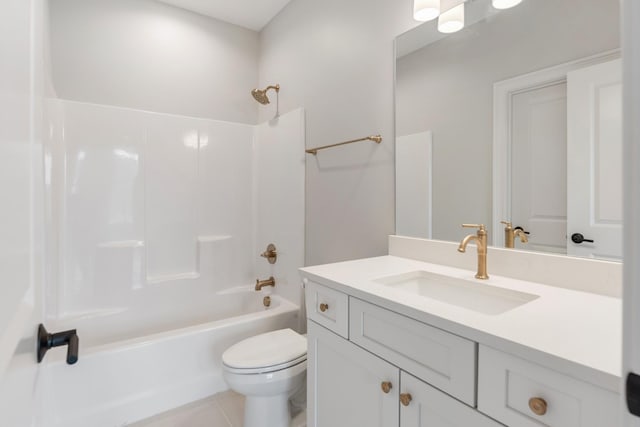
[146,272,200,284]
[98,240,144,248]
[198,235,232,243]
[145,236,232,284]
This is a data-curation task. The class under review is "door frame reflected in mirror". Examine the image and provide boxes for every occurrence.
[492,49,621,257]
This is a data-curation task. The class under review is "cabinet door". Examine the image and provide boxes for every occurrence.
[400,372,504,427]
[307,320,400,427]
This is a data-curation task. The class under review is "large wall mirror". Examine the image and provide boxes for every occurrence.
[395,0,621,261]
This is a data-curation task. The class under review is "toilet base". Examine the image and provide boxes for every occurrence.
[244,394,290,427]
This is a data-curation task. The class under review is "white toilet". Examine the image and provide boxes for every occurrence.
[222,328,307,427]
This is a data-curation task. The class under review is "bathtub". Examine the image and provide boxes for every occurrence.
[41,289,300,427]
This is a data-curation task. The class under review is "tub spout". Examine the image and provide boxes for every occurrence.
[255,276,276,291]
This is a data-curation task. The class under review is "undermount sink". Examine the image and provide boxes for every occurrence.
[373,270,539,315]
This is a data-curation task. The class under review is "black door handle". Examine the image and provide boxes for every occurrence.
[37,324,79,365]
[628,373,640,416]
[571,233,594,244]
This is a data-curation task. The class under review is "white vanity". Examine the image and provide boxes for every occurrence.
[301,236,621,427]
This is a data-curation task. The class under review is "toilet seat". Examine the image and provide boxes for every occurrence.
[223,354,306,375]
[222,328,307,375]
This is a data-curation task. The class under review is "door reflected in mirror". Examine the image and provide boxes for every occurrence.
[395,0,621,261]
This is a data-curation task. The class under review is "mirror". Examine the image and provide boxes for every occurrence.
[395,0,621,260]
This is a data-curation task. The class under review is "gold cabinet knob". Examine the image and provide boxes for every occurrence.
[381,381,392,394]
[319,303,329,312]
[400,393,412,406]
[528,397,547,416]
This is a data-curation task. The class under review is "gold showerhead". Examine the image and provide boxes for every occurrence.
[251,84,280,105]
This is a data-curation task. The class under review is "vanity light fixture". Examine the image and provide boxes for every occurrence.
[438,2,465,33]
[414,0,440,22]
[492,0,523,9]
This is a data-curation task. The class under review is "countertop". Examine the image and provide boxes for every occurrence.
[300,255,622,393]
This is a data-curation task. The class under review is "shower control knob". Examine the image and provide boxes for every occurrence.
[260,243,277,264]
[571,233,594,244]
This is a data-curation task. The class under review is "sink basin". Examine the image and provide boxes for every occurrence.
[373,270,539,315]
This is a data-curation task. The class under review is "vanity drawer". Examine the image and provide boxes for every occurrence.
[305,280,349,338]
[478,345,619,427]
[349,297,477,406]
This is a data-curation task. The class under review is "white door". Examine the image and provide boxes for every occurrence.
[0,0,45,425]
[307,321,400,427]
[566,59,623,260]
[511,82,568,253]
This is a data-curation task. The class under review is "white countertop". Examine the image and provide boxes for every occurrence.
[300,255,622,393]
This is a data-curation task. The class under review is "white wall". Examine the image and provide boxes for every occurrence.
[49,0,259,124]
[396,0,620,242]
[259,0,418,265]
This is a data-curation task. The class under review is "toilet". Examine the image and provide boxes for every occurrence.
[222,328,307,427]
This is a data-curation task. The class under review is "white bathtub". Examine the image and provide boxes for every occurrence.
[41,290,300,427]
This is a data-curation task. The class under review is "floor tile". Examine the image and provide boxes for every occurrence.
[131,389,306,427]
[130,396,230,427]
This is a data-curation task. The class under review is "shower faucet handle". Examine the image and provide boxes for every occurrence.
[37,324,79,365]
[260,243,277,264]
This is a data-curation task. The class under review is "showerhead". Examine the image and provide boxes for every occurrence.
[251,84,280,105]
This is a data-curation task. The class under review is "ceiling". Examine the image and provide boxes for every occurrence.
[156,0,293,31]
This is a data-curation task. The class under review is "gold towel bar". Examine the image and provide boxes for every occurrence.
[306,135,382,155]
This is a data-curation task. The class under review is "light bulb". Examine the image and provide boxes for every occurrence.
[492,0,523,9]
[438,3,464,33]
[414,0,440,22]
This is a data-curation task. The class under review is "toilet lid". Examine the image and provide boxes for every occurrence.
[222,328,307,371]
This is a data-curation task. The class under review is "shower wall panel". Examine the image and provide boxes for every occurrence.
[145,114,200,282]
[46,99,255,323]
[57,101,146,314]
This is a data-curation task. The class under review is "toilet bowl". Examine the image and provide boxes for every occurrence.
[222,328,307,427]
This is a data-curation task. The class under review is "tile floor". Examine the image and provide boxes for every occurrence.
[130,390,306,427]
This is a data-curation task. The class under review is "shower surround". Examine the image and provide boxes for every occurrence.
[41,99,305,425]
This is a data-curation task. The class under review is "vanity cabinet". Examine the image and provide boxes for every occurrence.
[304,277,619,427]
[306,281,504,427]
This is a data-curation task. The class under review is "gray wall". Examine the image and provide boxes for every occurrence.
[49,0,259,124]
[396,0,620,243]
[259,0,417,265]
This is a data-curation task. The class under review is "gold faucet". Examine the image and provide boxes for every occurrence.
[255,276,276,291]
[500,221,528,248]
[458,224,489,280]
